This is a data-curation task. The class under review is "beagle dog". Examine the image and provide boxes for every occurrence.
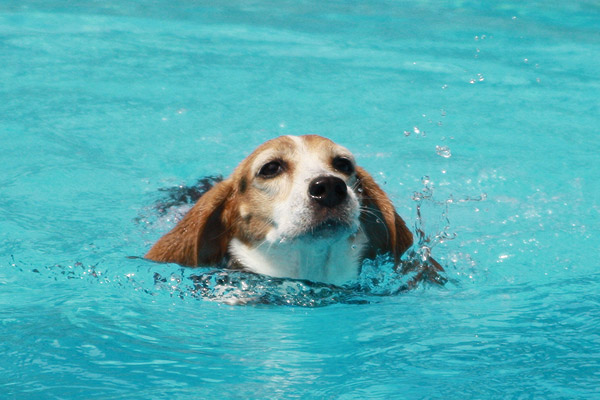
[146,135,441,286]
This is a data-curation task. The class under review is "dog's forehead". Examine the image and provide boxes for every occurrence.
[242,135,354,170]
[301,135,354,159]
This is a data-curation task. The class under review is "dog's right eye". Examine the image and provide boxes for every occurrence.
[258,160,284,178]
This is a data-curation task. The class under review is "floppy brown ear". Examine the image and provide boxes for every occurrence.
[356,166,413,263]
[145,179,235,266]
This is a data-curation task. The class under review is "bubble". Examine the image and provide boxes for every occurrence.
[411,126,426,137]
[436,145,452,158]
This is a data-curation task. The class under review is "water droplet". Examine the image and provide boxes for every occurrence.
[436,145,452,158]
[420,246,431,262]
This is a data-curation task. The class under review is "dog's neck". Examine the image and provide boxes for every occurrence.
[228,232,367,286]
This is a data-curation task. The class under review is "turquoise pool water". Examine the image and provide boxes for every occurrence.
[1,0,599,398]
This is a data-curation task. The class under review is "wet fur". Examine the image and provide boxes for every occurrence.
[146,135,441,285]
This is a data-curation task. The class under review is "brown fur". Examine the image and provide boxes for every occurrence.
[145,179,236,266]
[355,166,413,262]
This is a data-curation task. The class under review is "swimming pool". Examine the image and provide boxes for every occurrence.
[1,0,599,398]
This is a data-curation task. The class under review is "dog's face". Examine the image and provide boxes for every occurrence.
[146,135,415,285]
[230,135,361,245]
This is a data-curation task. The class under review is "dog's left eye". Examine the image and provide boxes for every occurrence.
[258,160,284,178]
[332,156,354,174]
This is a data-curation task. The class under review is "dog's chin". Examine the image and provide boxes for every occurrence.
[299,218,357,240]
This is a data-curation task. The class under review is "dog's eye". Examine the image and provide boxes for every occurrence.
[258,160,284,178]
[332,156,354,174]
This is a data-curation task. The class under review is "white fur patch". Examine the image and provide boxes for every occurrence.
[229,231,366,286]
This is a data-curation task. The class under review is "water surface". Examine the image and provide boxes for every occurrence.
[1,1,599,398]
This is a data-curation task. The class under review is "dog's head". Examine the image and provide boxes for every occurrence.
[229,135,363,244]
[146,135,414,284]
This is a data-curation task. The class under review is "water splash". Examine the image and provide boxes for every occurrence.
[154,253,446,306]
[411,176,487,284]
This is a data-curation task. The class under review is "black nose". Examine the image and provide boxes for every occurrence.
[308,176,348,208]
